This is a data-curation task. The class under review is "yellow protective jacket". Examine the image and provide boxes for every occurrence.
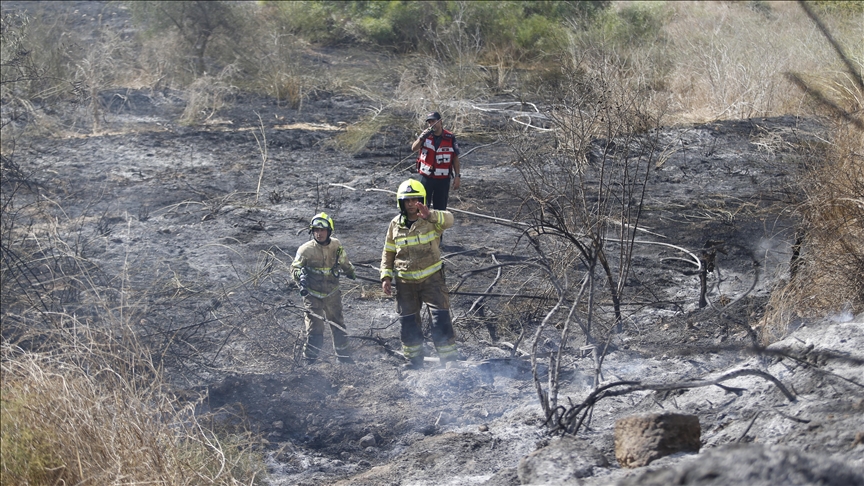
[380,210,454,283]
[292,237,355,299]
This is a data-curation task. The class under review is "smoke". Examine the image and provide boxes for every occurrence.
[829,303,855,323]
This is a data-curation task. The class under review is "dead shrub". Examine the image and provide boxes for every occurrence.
[760,123,864,343]
[0,328,266,485]
[758,4,863,342]
[179,65,239,125]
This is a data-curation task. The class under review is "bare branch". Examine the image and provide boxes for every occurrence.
[553,368,796,435]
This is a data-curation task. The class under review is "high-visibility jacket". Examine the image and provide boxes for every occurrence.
[292,237,355,299]
[417,129,457,179]
[380,210,454,283]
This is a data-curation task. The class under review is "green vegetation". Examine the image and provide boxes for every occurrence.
[5,1,857,133]
[266,1,605,58]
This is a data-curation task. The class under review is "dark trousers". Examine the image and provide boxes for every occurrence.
[394,271,453,347]
[418,175,451,210]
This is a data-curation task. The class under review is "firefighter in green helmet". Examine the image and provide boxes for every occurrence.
[292,212,357,364]
[380,179,461,369]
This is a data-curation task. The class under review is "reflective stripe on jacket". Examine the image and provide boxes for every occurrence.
[417,129,457,179]
[292,237,355,298]
[380,210,454,282]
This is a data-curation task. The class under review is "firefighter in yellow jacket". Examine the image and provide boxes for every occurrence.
[380,179,460,369]
[292,213,356,363]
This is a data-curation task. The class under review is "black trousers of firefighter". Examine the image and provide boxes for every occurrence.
[394,270,459,363]
[302,290,350,361]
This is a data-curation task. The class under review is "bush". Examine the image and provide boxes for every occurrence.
[1,335,267,485]
[758,4,863,342]
[577,2,668,47]
[267,1,351,46]
[266,1,601,62]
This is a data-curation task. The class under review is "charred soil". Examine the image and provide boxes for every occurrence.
[4,37,862,485]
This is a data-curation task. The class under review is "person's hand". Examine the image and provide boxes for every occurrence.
[420,127,433,139]
[346,269,356,280]
[452,176,460,190]
[382,278,392,295]
[417,202,431,220]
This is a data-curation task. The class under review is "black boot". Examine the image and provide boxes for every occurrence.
[304,333,324,364]
[400,314,425,369]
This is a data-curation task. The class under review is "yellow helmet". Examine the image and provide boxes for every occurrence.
[309,212,334,235]
[396,179,426,208]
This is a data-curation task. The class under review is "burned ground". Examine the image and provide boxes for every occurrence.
[3,35,862,486]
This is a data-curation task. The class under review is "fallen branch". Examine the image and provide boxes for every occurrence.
[456,260,537,278]
[350,334,404,359]
[619,239,702,270]
[551,368,796,435]
[329,183,357,191]
[353,268,545,299]
[752,346,864,389]
[459,139,501,158]
[449,207,531,227]
[498,341,530,357]
[451,291,545,299]
[454,255,502,329]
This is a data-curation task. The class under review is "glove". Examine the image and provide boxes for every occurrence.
[346,270,356,280]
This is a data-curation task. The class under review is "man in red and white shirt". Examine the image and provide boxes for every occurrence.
[410,111,461,210]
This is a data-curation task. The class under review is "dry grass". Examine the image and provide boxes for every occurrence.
[179,65,240,126]
[0,170,275,483]
[758,39,863,342]
[1,326,266,484]
[663,2,857,122]
[759,117,863,342]
[597,1,863,124]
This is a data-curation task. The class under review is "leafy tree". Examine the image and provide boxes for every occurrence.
[267,1,610,61]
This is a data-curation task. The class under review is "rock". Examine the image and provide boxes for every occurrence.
[614,413,701,468]
[359,434,377,448]
[615,443,864,486]
[481,466,519,485]
[517,436,609,485]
